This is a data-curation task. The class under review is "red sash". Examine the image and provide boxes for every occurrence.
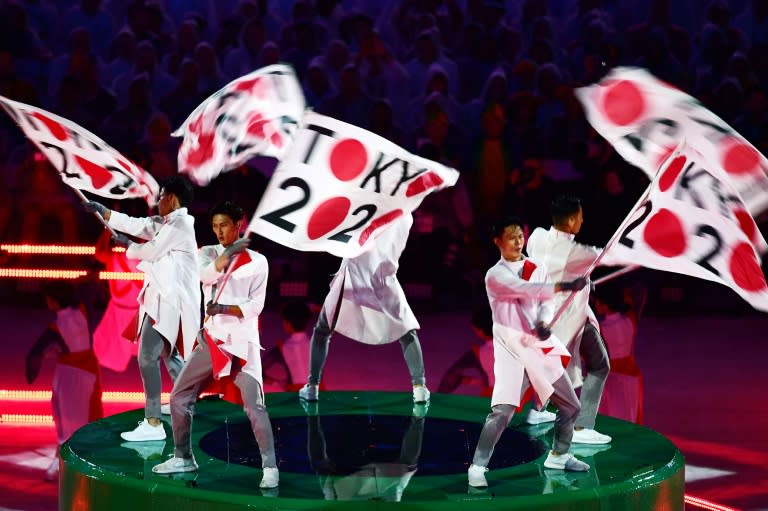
[202,331,244,405]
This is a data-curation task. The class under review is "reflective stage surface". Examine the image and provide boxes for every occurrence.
[60,392,684,510]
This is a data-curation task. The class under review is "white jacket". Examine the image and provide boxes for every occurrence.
[108,208,200,359]
[526,226,619,386]
[322,214,419,345]
[486,258,570,407]
[199,245,268,383]
[199,246,267,354]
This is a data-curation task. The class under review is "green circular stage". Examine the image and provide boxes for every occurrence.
[60,391,684,510]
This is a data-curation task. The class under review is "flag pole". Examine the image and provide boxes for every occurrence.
[71,188,118,236]
[546,184,653,331]
[593,264,641,286]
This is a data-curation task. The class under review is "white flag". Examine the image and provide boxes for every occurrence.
[576,67,768,215]
[0,95,159,205]
[248,112,460,258]
[173,64,305,185]
[603,141,768,312]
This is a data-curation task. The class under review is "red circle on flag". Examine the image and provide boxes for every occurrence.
[729,242,767,292]
[328,139,367,181]
[721,140,760,175]
[734,209,757,243]
[307,196,351,240]
[601,80,645,126]
[643,208,687,257]
[659,155,687,192]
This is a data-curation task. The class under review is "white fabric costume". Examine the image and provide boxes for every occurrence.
[51,307,101,445]
[322,214,419,345]
[108,208,200,358]
[485,257,570,407]
[526,227,619,385]
[198,245,268,385]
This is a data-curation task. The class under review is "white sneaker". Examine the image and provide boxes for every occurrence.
[298,384,318,401]
[260,466,279,488]
[526,408,556,424]
[413,385,430,403]
[543,452,590,471]
[467,464,488,487]
[152,456,198,474]
[121,419,167,442]
[572,428,612,444]
[160,403,171,415]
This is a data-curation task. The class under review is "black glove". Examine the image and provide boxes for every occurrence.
[559,277,588,292]
[221,238,250,261]
[84,201,109,217]
[534,321,551,340]
[111,232,132,248]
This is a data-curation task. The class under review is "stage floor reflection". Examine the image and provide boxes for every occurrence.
[60,391,684,510]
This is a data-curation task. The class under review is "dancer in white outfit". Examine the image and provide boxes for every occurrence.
[298,214,429,403]
[85,176,200,441]
[151,201,278,489]
[527,195,619,444]
[468,217,590,488]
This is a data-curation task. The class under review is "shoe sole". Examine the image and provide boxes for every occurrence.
[571,437,611,445]
[121,434,166,442]
[259,481,279,489]
[468,480,488,488]
[152,465,198,474]
[543,461,590,471]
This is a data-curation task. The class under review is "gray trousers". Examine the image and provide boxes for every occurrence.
[169,333,276,468]
[472,373,580,467]
[138,316,183,419]
[575,322,610,429]
[307,309,426,386]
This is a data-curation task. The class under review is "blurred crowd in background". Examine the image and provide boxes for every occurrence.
[0,0,766,314]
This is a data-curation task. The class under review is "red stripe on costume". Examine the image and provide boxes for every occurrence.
[229,251,252,273]
[521,259,537,281]
[202,331,231,376]
[202,331,244,405]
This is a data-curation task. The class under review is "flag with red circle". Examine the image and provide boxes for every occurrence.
[173,64,305,186]
[603,141,768,312]
[576,67,768,215]
[0,95,159,205]
[248,112,460,258]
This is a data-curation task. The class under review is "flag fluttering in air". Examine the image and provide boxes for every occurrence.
[601,140,768,312]
[0,96,159,205]
[576,67,768,215]
[248,111,459,258]
[173,64,305,185]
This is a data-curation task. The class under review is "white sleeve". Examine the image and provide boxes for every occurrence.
[485,267,557,302]
[125,217,186,261]
[238,256,268,321]
[199,246,223,286]
[108,211,162,241]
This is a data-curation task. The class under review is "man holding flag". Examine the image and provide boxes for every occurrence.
[526,195,617,444]
[468,217,590,488]
[152,201,279,489]
[84,176,200,442]
[298,212,431,404]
